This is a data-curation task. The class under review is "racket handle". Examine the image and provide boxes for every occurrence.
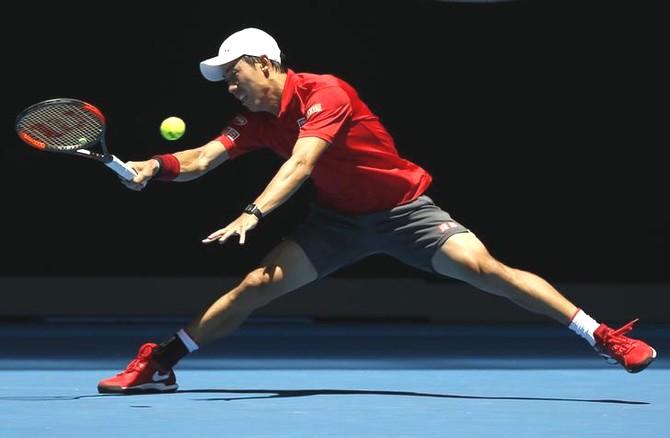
[106,155,137,181]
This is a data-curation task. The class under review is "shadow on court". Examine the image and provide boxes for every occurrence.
[0,388,650,405]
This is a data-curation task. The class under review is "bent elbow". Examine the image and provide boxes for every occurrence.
[296,160,315,179]
[196,157,211,173]
[195,152,218,173]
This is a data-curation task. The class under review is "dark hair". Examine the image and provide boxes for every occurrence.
[241,54,287,73]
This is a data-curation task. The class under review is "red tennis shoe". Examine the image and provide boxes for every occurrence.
[98,343,178,394]
[594,319,657,373]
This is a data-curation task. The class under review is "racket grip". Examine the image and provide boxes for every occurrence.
[106,155,137,181]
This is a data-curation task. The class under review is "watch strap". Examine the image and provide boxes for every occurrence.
[243,203,263,220]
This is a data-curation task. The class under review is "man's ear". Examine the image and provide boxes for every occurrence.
[260,56,272,76]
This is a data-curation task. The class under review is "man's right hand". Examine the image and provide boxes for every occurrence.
[118,159,159,191]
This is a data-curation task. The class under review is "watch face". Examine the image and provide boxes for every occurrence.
[244,204,262,218]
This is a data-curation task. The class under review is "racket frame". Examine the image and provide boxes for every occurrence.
[15,98,137,181]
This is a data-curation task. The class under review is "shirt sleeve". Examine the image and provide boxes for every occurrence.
[214,112,264,159]
[298,86,353,143]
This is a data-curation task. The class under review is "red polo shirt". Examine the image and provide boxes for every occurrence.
[215,69,432,214]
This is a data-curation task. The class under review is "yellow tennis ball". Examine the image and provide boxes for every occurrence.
[160,116,186,141]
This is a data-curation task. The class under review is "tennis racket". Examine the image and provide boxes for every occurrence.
[15,98,137,181]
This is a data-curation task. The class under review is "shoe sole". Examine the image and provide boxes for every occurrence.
[626,347,657,374]
[98,382,179,394]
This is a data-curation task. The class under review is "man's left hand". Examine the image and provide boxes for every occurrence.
[202,213,260,245]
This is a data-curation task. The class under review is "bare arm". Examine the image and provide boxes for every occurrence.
[253,136,330,215]
[123,140,229,190]
[202,136,330,244]
[167,139,230,181]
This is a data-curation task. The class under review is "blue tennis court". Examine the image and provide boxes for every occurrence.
[1,319,668,437]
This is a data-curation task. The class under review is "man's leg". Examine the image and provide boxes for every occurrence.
[431,232,576,324]
[187,239,318,345]
[97,239,318,393]
[430,232,656,372]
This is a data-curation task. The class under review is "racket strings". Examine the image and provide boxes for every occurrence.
[18,104,103,151]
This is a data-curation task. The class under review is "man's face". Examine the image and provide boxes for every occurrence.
[221,58,270,112]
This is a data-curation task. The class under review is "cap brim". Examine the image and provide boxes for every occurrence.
[199,55,237,82]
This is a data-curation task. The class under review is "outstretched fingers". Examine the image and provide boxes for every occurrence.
[202,227,244,245]
[202,214,258,245]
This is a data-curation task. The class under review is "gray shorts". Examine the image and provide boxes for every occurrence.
[287,195,469,279]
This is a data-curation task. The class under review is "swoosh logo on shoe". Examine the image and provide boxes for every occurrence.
[152,371,170,382]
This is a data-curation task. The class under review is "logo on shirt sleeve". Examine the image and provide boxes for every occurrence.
[223,127,240,141]
[306,103,323,119]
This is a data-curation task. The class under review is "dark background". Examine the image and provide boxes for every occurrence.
[3,0,667,282]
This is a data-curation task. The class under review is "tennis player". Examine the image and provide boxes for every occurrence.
[98,28,656,393]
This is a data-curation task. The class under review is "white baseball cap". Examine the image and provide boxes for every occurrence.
[199,28,282,82]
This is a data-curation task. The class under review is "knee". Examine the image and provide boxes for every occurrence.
[242,267,282,289]
[231,266,284,308]
[459,249,505,278]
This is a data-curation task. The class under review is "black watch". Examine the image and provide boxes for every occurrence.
[243,203,263,221]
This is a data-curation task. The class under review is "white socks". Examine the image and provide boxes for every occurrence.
[568,309,600,346]
[177,328,200,353]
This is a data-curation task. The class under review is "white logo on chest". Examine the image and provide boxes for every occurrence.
[306,103,322,118]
